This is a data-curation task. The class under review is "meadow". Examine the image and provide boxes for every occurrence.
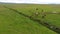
[4,4,60,26]
[0,4,60,34]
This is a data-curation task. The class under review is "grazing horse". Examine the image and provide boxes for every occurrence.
[36,8,38,10]
[31,8,39,17]
[41,10,46,19]
[31,12,40,18]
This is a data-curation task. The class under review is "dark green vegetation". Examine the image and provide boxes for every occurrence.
[0,4,60,34]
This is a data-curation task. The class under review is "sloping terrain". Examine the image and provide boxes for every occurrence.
[5,4,60,27]
[0,4,58,34]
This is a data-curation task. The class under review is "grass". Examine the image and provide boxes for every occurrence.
[0,4,59,34]
[5,4,60,26]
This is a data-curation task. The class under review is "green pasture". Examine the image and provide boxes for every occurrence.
[0,4,60,34]
[4,4,60,26]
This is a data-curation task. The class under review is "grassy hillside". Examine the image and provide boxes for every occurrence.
[0,4,59,34]
[4,4,60,26]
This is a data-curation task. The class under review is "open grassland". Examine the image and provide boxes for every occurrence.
[4,4,60,27]
[0,4,60,34]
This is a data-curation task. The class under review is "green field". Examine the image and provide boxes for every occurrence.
[0,4,60,34]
